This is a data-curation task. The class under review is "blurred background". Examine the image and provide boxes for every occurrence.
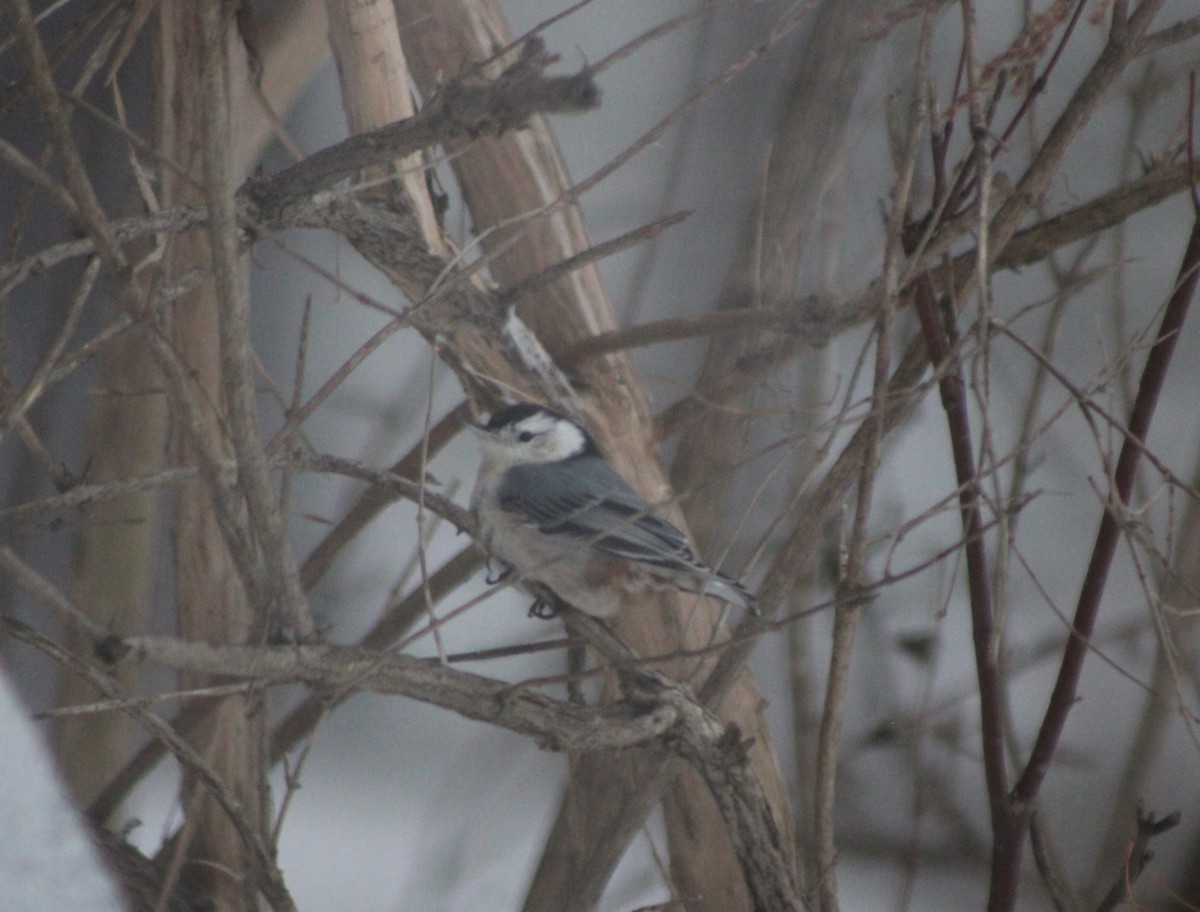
[1,1,1199,911]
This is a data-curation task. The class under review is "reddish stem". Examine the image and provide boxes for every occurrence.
[1012,116,1200,816]
[911,278,1014,890]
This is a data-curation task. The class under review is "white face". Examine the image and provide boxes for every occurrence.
[480,410,587,465]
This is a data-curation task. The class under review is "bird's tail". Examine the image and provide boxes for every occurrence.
[692,571,759,615]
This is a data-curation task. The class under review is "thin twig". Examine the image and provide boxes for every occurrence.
[263,315,409,455]
[0,256,99,439]
[199,4,312,641]
[4,0,128,279]
[297,405,466,589]
[0,545,108,639]
[1093,806,1181,912]
[0,616,298,912]
[37,681,265,718]
[501,210,690,307]
[1012,74,1200,812]
[813,13,929,911]
[1029,811,1081,912]
[0,463,228,534]
[563,294,840,363]
[290,451,474,535]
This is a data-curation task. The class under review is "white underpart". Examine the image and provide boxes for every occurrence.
[470,409,756,616]
[471,411,619,614]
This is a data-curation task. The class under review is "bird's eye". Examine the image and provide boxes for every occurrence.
[518,431,534,443]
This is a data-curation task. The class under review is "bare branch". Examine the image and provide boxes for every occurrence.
[290,451,475,536]
[239,38,599,233]
[1013,169,1200,806]
[1093,806,1181,912]
[659,684,805,912]
[198,3,311,641]
[0,617,298,912]
[501,211,691,308]
[107,635,681,753]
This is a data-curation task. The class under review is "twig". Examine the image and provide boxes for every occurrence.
[1093,806,1181,912]
[563,294,839,363]
[914,261,1014,909]
[0,0,121,86]
[415,347,449,664]
[276,294,311,525]
[917,9,1017,912]
[1030,811,1081,912]
[37,681,265,718]
[138,325,267,618]
[10,414,77,492]
[239,37,599,231]
[816,15,931,912]
[0,617,298,912]
[1011,63,1200,815]
[0,207,204,294]
[0,135,82,221]
[994,0,1090,158]
[263,315,409,454]
[475,0,602,72]
[4,0,128,279]
[289,451,474,535]
[104,634,683,754]
[501,210,690,307]
[993,321,1200,506]
[0,463,231,534]
[198,4,312,641]
[1137,15,1200,58]
[587,2,747,77]
[297,405,465,589]
[0,545,108,639]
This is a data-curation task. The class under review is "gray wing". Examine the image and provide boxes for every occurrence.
[496,458,697,568]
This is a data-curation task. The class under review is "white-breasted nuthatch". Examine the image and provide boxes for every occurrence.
[466,403,758,617]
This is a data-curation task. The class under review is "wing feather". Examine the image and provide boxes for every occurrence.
[496,459,696,565]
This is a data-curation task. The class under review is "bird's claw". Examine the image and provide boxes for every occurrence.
[528,598,560,620]
[485,559,513,586]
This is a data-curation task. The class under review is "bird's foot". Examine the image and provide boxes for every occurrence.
[485,559,513,585]
[528,598,560,620]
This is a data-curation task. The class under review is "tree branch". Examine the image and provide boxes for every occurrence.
[239,37,599,233]
[105,634,682,754]
[1013,181,1200,805]
[0,615,298,912]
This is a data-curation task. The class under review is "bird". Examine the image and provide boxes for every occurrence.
[465,403,758,617]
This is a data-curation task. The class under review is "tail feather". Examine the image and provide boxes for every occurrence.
[689,569,759,615]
